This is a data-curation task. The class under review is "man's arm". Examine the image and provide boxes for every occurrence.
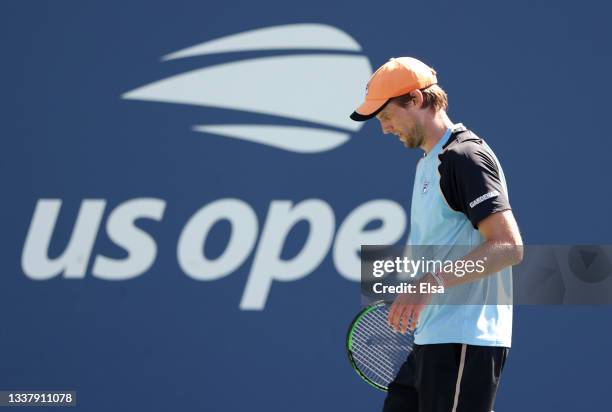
[389,210,523,333]
[437,209,523,288]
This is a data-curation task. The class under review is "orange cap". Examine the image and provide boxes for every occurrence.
[350,57,437,121]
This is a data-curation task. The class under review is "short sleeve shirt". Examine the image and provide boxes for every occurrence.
[408,123,513,347]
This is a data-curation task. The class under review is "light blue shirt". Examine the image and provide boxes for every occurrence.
[408,124,512,347]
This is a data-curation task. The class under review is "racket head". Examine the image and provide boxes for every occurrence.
[346,300,414,391]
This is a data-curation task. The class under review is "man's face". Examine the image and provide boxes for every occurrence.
[376,100,425,149]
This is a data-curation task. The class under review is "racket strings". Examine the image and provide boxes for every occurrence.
[352,329,405,383]
[352,319,411,383]
[352,331,404,381]
[352,322,403,373]
[349,304,414,388]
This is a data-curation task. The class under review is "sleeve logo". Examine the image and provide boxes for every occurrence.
[469,190,500,208]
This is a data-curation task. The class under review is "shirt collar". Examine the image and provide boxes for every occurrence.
[423,123,461,161]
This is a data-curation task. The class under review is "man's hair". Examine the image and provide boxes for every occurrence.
[390,84,448,112]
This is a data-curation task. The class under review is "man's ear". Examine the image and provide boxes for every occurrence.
[410,89,424,109]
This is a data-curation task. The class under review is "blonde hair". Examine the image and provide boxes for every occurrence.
[390,84,448,112]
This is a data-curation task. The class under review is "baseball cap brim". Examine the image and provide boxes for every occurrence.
[349,99,390,121]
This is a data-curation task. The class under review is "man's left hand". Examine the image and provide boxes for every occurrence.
[387,274,435,334]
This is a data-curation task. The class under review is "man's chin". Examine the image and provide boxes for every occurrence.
[403,139,418,149]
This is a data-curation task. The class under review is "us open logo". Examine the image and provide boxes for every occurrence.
[122,24,373,153]
[21,25,409,312]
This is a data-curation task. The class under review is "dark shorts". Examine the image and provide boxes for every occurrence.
[383,343,508,412]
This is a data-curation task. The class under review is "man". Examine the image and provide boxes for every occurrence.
[350,57,523,412]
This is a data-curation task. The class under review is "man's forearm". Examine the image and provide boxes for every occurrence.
[439,240,523,288]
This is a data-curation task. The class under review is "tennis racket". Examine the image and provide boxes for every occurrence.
[346,300,414,391]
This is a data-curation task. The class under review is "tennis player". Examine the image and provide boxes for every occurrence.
[350,57,523,412]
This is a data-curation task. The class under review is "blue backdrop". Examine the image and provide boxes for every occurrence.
[2,1,611,411]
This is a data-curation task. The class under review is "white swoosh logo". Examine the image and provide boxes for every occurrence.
[193,124,349,153]
[122,24,372,153]
[162,23,362,60]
